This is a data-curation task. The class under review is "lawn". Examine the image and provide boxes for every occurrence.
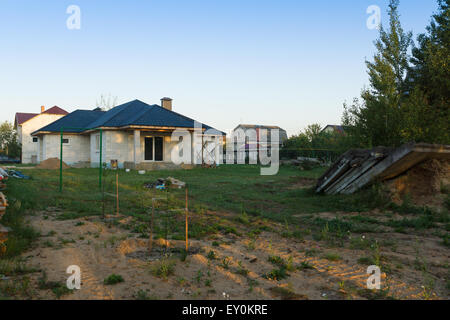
[5,165,387,224]
[1,165,449,300]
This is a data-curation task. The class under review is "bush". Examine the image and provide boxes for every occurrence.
[104,274,124,285]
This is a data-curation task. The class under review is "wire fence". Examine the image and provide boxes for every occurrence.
[280,148,343,163]
[223,148,343,164]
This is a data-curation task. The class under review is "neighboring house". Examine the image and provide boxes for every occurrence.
[14,106,69,164]
[231,124,288,162]
[321,125,346,135]
[31,98,224,169]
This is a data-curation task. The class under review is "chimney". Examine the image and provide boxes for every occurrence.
[161,97,173,111]
[41,106,45,113]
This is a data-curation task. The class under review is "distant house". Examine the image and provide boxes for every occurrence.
[231,124,288,162]
[14,106,69,164]
[321,125,347,135]
[31,98,224,169]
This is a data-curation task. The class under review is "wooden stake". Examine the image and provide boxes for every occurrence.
[149,199,154,253]
[185,188,189,253]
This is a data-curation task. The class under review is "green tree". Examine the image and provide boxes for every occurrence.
[0,121,21,158]
[344,0,412,147]
[405,0,450,144]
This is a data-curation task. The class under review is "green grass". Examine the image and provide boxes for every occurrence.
[263,266,289,281]
[104,274,124,285]
[4,165,397,225]
[38,271,73,299]
[151,259,176,280]
[323,252,342,261]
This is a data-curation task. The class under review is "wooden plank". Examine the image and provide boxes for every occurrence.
[341,143,415,194]
[327,157,383,195]
[315,159,350,193]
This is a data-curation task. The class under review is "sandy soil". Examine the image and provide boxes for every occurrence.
[14,206,448,300]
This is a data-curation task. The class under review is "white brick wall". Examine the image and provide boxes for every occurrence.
[43,134,90,165]
[20,114,65,163]
[37,129,205,167]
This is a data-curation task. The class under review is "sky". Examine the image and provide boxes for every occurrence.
[0,0,439,136]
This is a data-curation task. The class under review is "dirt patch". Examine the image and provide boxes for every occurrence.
[36,158,70,170]
[385,159,450,207]
[288,177,317,190]
[11,207,447,300]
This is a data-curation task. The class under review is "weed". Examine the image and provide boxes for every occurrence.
[0,259,37,276]
[195,270,203,284]
[135,289,158,300]
[235,261,249,276]
[323,252,341,261]
[38,271,73,299]
[152,259,176,280]
[304,249,319,257]
[270,284,307,300]
[212,241,220,247]
[206,250,217,260]
[221,257,231,269]
[104,274,124,285]
[298,260,315,271]
[268,255,285,267]
[357,256,375,266]
[263,266,288,281]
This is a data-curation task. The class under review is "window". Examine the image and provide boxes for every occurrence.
[32,137,38,143]
[62,139,69,144]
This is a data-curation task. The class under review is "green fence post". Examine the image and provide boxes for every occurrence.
[99,129,103,190]
[59,128,63,192]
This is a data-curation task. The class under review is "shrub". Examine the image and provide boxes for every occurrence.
[104,274,124,285]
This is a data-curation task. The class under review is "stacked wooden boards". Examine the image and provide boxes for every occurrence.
[316,143,450,195]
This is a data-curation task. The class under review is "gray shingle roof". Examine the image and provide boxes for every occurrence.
[33,99,224,135]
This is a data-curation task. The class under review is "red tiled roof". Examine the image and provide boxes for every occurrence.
[15,106,69,126]
[42,106,69,115]
[15,113,38,125]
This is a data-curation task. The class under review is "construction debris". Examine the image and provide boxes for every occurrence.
[316,143,450,195]
[144,177,186,190]
[36,158,70,170]
[0,189,8,255]
[8,170,30,179]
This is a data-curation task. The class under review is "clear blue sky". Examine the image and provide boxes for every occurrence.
[0,0,438,136]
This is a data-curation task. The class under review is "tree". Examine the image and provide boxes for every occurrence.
[96,94,118,111]
[344,0,412,147]
[0,121,21,158]
[405,0,450,144]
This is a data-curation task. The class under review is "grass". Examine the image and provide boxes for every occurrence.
[298,260,315,270]
[134,289,159,300]
[104,274,124,285]
[151,258,176,280]
[0,259,37,276]
[323,252,342,261]
[270,284,307,300]
[3,165,397,226]
[263,266,289,281]
[38,271,73,299]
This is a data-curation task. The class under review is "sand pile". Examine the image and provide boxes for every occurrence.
[386,159,450,207]
[36,158,70,170]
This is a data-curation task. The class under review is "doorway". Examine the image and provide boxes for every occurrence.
[144,137,163,162]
